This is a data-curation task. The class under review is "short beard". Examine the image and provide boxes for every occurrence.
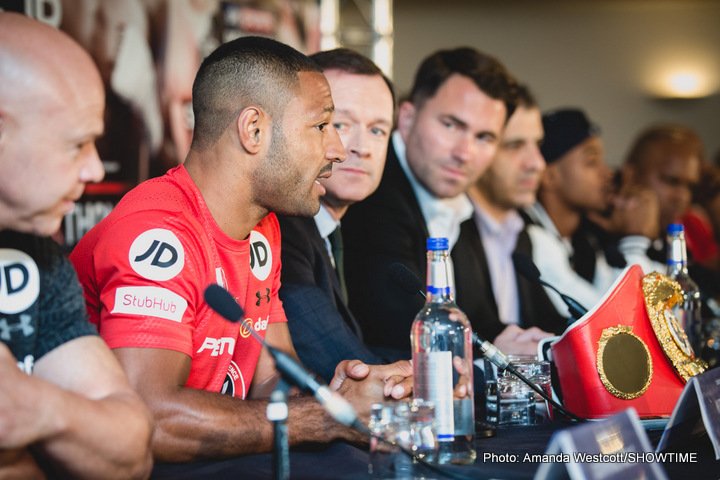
[251,121,319,217]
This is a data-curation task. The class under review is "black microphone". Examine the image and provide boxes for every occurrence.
[512,252,589,321]
[203,284,359,427]
[205,283,246,323]
[388,262,425,298]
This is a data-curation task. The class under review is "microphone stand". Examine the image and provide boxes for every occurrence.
[267,378,291,480]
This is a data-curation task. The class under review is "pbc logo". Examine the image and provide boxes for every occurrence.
[255,288,270,306]
[128,229,185,281]
[249,231,272,281]
[0,249,40,314]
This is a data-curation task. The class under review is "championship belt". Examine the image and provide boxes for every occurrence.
[551,265,706,419]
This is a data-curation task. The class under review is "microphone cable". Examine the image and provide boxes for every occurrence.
[511,252,589,322]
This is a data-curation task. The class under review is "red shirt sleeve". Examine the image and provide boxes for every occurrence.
[90,211,211,355]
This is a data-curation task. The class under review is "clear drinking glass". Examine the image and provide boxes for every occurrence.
[485,355,551,426]
[368,399,438,478]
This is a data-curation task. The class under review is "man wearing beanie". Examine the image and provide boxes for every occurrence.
[524,108,663,315]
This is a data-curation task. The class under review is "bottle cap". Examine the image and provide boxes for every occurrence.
[426,237,449,251]
[667,223,684,235]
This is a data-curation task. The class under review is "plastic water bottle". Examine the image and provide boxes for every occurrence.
[411,237,476,464]
[666,223,703,353]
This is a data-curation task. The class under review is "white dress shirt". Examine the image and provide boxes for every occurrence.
[314,204,341,268]
[393,132,473,250]
[473,204,524,325]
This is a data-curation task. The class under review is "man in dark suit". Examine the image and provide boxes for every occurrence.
[342,47,532,353]
[464,85,566,354]
[279,49,398,381]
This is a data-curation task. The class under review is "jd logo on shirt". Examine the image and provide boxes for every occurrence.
[249,230,272,281]
[135,240,177,268]
[0,249,40,314]
[129,229,185,281]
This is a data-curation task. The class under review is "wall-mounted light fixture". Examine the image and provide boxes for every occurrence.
[645,62,718,99]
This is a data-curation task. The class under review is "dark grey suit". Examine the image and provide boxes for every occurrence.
[278,215,381,382]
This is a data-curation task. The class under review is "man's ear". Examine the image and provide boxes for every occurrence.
[396,101,416,142]
[236,106,266,154]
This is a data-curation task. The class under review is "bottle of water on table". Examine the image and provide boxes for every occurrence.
[411,237,476,465]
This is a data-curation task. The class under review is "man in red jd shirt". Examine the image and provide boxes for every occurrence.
[71,36,412,466]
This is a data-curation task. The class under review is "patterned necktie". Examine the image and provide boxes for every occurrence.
[328,226,348,303]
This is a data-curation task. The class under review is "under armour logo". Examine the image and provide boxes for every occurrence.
[0,314,34,341]
[255,288,271,306]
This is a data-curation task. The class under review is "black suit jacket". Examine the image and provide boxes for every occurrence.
[342,142,567,351]
[278,215,381,382]
[453,218,568,341]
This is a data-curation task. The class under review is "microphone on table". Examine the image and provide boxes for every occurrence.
[387,262,583,422]
[511,252,589,321]
[203,284,360,428]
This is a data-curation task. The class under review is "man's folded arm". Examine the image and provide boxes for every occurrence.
[0,337,153,480]
[112,343,358,463]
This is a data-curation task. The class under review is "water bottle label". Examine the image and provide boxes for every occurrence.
[429,262,449,293]
[416,351,455,440]
[670,242,683,262]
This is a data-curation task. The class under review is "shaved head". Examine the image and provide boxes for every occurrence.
[0,13,105,234]
[190,36,322,150]
[624,124,703,229]
[0,13,102,113]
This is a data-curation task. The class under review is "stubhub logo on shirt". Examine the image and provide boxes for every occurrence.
[112,286,188,322]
